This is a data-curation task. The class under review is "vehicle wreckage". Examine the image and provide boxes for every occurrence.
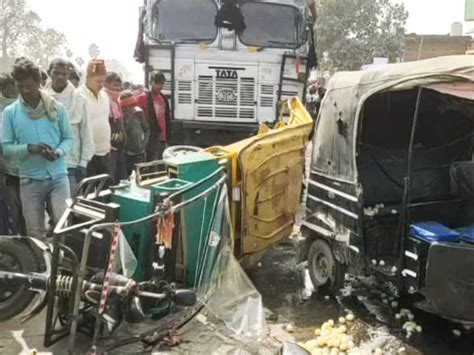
[0,98,312,353]
[300,55,474,325]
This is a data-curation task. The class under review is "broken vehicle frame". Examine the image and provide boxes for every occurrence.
[0,167,227,353]
[300,55,474,324]
[0,96,313,352]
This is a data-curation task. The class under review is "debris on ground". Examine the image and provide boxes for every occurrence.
[298,315,358,354]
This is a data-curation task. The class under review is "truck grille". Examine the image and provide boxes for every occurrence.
[197,75,256,122]
[260,85,275,108]
[177,80,192,104]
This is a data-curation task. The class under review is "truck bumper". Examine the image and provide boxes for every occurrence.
[170,120,259,147]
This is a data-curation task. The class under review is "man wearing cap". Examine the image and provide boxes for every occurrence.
[78,59,112,177]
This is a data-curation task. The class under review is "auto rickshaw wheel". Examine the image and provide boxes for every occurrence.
[308,238,345,295]
[0,238,39,321]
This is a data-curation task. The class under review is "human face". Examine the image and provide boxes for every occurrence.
[106,80,122,92]
[151,80,164,95]
[2,83,18,99]
[86,74,106,95]
[70,77,80,88]
[50,65,69,92]
[16,77,41,106]
[123,105,134,116]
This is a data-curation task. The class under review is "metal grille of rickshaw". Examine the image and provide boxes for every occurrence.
[197,75,256,122]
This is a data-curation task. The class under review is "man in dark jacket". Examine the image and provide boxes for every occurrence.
[120,90,149,176]
[136,70,171,161]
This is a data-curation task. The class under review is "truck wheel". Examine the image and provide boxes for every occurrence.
[0,239,39,322]
[308,238,345,295]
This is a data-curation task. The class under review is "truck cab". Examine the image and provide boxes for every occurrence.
[135,0,316,146]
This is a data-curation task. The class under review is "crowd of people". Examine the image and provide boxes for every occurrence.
[0,57,170,241]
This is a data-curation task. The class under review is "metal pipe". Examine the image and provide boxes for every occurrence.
[397,87,423,289]
[68,221,95,354]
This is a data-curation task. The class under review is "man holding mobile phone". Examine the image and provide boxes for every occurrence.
[2,57,73,241]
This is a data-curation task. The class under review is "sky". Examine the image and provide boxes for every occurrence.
[27,0,472,83]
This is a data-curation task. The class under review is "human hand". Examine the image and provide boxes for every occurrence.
[43,148,59,162]
[28,143,52,155]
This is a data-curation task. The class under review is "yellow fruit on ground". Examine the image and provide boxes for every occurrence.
[338,325,348,333]
[316,337,326,347]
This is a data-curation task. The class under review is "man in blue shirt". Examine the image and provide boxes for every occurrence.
[2,58,73,240]
[0,73,25,235]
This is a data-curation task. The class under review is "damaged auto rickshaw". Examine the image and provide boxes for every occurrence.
[0,97,312,353]
[299,55,474,324]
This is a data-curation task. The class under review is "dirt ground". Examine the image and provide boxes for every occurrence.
[1,146,474,354]
[1,236,474,354]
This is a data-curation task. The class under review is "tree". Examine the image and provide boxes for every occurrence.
[0,0,39,68]
[24,28,67,69]
[316,0,408,72]
[75,57,85,69]
[105,59,132,82]
[88,43,100,59]
[0,0,66,71]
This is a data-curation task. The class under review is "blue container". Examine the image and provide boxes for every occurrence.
[410,222,460,243]
[457,225,474,244]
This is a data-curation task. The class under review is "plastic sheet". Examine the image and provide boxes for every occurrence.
[197,186,267,336]
[112,230,137,279]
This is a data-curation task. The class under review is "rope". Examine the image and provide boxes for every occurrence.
[98,224,121,315]
[88,224,121,355]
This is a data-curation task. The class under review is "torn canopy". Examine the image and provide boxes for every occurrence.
[196,185,267,336]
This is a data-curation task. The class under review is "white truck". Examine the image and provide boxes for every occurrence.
[135,0,316,146]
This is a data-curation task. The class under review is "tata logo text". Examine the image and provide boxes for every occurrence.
[216,88,237,103]
[216,69,238,79]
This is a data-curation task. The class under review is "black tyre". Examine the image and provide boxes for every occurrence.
[308,238,345,295]
[0,238,39,321]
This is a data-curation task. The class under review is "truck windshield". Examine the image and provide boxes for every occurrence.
[150,0,217,42]
[239,2,302,48]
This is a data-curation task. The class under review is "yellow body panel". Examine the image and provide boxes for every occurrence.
[205,97,313,258]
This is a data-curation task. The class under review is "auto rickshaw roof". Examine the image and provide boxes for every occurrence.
[312,55,474,184]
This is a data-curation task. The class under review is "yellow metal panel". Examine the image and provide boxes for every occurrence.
[205,97,313,258]
[239,123,312,254]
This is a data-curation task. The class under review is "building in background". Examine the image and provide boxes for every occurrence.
[403,34,472,62]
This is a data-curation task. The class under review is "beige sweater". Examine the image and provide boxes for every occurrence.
[77,86,111,156]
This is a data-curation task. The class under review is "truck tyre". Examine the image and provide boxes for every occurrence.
[308,238,345,295]
[0,238,39,322]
